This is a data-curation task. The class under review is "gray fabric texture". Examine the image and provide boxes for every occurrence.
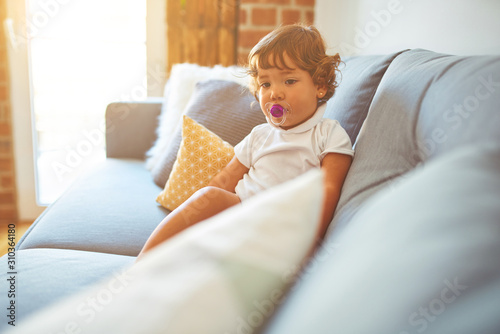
[17,159,168,256]
[324,50,408,144]
[0,248,133,331]
[105,98,163,160]
[413,53,500,158]
[328,49,500,238]
[263,143,500,334]
[151,80,266,188]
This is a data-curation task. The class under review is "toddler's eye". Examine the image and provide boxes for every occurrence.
[260,82,270,88]
[285,79,297,85]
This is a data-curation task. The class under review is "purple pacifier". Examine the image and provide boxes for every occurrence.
[270,104,284,118]
[265,102,292,127]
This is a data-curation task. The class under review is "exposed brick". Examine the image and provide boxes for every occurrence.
[0,103,9,123]
[0,111,5,124]
[241,0,290,4]
[0,84,8,101]
[0,139,11,154]
[239,8,247,25]
[238,29,272,48]
[296,0,315,6]
[0,158,12,172]
[0,209,17,221]
[0,0,17,222]
[0,124,11,136]
[282,9,301,25]
[1,175,14,188]
[0,192,15,204]
[252,7,277,26]
[238,51,250,65]
[0,65,7,84]
[305,10,315,25]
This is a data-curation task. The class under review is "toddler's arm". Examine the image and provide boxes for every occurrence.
[208,156,249,192]
[319,153,352,238]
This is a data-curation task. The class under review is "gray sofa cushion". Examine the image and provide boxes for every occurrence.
[151,80,266,188]
[17,159,167,256]
[105,99,163,160]
[263,143,500,334]
[0,248,133,331]
[328,49,500,238]
[413,52,500,158]
[324,50,408,144]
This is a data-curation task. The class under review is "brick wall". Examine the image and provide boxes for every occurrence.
[0,0,18,226]
[238,0,315,64]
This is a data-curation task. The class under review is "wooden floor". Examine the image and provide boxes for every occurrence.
[0,221,33,257]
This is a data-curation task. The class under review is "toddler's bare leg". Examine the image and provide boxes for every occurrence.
[136,186,240,260]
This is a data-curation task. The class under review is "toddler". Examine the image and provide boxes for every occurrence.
[137,24,354,260]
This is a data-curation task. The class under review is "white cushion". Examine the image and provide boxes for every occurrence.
[15,169,324,334]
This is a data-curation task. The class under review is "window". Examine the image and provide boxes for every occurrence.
[27,0,147,204]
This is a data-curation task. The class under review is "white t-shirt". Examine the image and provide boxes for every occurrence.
[234,104,354,200]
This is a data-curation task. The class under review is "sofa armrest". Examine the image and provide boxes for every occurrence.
[105,98,163,160]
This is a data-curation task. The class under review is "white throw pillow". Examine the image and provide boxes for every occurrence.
[146,63,249,171]
[15,169,324,334]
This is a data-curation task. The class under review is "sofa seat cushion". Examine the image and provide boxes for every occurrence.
[329,49,500,238]
[263,143,500,334]
[17,159,168,256]
[0,248,134,331]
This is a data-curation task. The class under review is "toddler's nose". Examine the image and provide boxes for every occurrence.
[270,87,284,100]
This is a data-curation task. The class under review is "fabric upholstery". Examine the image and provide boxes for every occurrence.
[17,159,168,256]
[151,80,266,188]
[156,116,234,210]
[0,249,133,331]
[324,50,407,144]
[105,99,163,160]
[328,49,500,238]
[263,143,500,334]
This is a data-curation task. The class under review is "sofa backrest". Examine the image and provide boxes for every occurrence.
[324,50,407,144]
[328,49,500,238]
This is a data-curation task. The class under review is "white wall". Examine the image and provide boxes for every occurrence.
[315,0,500,57]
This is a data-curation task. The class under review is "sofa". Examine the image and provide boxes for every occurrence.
[2,48,499,333]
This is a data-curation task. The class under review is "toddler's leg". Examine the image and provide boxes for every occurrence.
[136,186,241,260]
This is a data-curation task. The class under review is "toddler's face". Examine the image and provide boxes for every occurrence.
[256,54,326,129]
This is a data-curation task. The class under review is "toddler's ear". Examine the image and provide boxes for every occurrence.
[316,85,328,98]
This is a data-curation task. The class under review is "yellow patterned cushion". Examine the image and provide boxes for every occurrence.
[156,115,234,211]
